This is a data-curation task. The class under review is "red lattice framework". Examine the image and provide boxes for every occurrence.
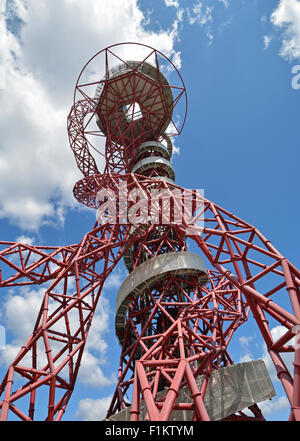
[0,175,299,420]
[0,43,299,421]
[108,268,250,420]
[67,44,187,176]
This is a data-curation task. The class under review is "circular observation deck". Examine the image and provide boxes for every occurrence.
[94,61,174,146]
[115,251,208,345]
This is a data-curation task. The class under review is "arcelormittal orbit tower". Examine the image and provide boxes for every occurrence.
[0,43,300,421]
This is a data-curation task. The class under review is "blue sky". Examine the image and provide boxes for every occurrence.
[0,0,299,421]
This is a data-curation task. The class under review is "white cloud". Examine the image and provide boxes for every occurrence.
[259,395,290,416]
[217,0,230,7]
[0,35,80,230]
[103,269,125,290]
[165,0,180,8]
[261,325,295,383]
[186,1,230,44]
[172,142,180,155]
[0,287,45,368]
[239,335,254,346]
[163,0,185,26]
[187,2,213,26]
[1,0,182,232]
[2,287,43,343]
[237,334,255,363]
[271,0,300,60]
[0,286,116,388]
[264,35,273,50]
[15,235,35,245]
[239,353,253,363]
[75,396,112,421]
[78,351,116,388]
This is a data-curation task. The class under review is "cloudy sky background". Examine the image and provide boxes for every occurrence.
[0,0,300,420]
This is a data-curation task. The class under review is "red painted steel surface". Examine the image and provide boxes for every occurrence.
[0,43,299,421]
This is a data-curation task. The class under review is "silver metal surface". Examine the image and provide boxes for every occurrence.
[95,61,172,101]
[136,141,171,161]
[94,61,173,137]
[131,156,175,181]
[106,359,276,421]
[115,251,208,343]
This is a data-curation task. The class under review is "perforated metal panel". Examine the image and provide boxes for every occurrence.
[199,359,276,420]
[115,251,208,344]
[106,359,276,421]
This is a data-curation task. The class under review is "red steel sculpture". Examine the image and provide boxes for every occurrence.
[0,43,299,421]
